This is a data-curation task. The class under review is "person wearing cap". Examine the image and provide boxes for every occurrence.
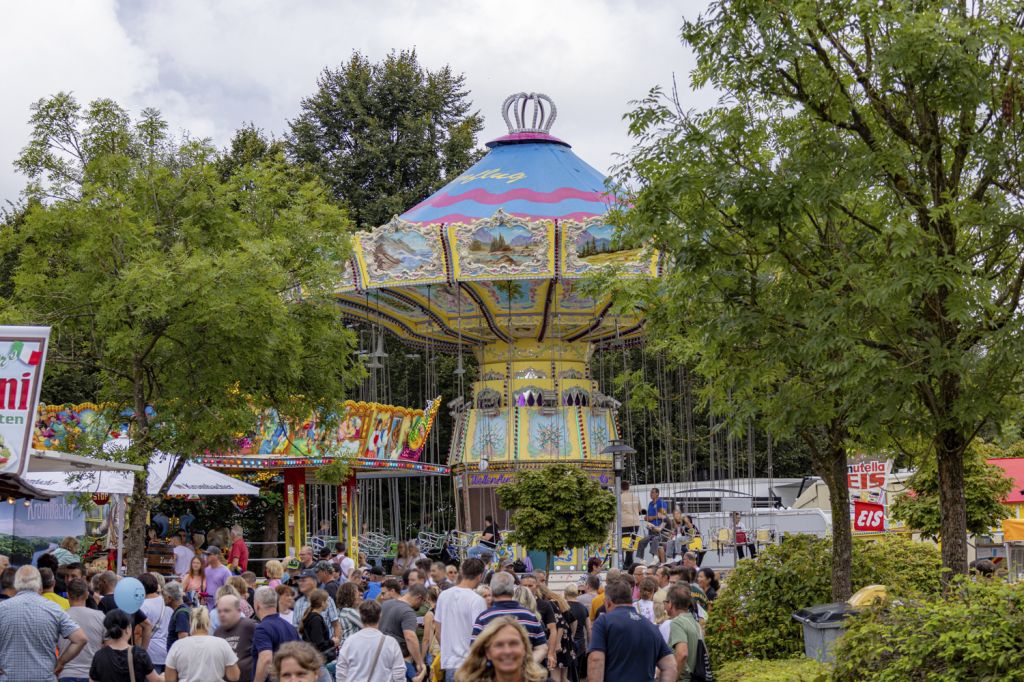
[314,561,339,601]
[292,569,341,648]
[364,566,385,601]
[203,546,232,610]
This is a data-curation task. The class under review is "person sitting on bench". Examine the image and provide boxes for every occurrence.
[468,515,500,560]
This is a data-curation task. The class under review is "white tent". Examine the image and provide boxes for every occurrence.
[25,438,258,496]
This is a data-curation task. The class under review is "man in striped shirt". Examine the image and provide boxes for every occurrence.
[471,572,547,663]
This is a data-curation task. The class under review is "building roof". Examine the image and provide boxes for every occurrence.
[987,458,1024,503]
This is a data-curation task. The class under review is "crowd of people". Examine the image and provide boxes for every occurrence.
[0,512,722,682]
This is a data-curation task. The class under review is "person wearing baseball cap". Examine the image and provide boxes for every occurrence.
[203,546,231,610]
[292,570,341,647]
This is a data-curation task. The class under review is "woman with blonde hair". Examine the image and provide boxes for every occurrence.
[265,559,284,588]
[513,586,538,618]
[391,541,414,576]
[227,575,255,617]
[163,606,241,682]
[456,617,548,682]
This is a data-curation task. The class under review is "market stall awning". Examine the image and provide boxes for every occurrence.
[29,450,144,474]
[0,473,57,500]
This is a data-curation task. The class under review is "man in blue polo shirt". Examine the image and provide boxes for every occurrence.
[637,487,671,564]
[251,585,299,682]
[588,579,675,682]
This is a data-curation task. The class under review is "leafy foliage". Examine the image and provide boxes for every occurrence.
[891,444,1013,539]
[832,579,1024,682]
[706,535,941,664]
[717,658,830,682]
[289,49,483,229]
[496,464,616,570]
[616,0,1024,575]
[1,93,363,571]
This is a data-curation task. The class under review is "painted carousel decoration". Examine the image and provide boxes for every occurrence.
[333,92,659,529]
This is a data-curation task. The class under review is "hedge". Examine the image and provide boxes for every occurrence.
[717,658,831,681]
[706,534,942,664]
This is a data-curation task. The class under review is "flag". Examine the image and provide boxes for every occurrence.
[10,341,40,366]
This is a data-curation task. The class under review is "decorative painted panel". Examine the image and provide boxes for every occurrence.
[448,211,555,280]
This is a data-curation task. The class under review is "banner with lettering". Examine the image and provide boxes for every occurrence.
[847,454,892,505]
[853,500,886,532]
[0,327,50,476]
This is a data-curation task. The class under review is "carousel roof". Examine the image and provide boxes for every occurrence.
[335,93,658,351]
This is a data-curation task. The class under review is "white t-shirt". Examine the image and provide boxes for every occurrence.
[140,595,172,664]
[173,545,194,575]
[434,585,486,670]
[336,628,406,682]
[165,634,238,681]
[339,555,355,580]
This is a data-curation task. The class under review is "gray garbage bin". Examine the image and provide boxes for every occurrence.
[792,601,855,662]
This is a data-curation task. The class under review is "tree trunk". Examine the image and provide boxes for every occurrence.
[936,427,969,578]
[125,473,151,576]
[826,441,853,601]
[263,503,280,560]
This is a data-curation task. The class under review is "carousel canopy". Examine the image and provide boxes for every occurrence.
[335,92,657,351]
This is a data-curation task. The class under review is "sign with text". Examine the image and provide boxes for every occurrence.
[853,500,886,532]
[0,327,50,476]
[847,455,892,505]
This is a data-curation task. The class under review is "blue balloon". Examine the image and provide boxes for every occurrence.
[114,577,145,614]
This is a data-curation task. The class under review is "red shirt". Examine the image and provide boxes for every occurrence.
[228,537,249,571]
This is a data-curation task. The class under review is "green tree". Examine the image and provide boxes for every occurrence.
[891,442,1013,539]
[618,0,1024,576]
[496,464,616,573]
[289,49,483,229]
[2,93,363,573]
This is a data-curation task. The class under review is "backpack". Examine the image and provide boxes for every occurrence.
[690,637,713,682]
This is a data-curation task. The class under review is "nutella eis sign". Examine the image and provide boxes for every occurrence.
[0,327,50,476]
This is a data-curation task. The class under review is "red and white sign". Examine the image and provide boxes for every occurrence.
[0,326,50,476]
[847,455,892,505]
[853,500,886,532]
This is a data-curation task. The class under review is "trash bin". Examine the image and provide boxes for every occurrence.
[792,601,855,663]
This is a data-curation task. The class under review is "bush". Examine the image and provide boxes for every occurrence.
[717,658,831,681]
[832,580,1024,682]
[706,534,942,664]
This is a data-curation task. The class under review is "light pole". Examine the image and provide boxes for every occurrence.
[602,438,635,569]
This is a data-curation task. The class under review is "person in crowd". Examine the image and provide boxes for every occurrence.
[636,577,658,623]
[444,565,459,585]
[587,580,675,682]
[53,536,82,567]
[381,578,403,602]
[564,584,590,680]
[652,566,672,606]
[537,584,577,680]
[0,567,16,600]
[696,567,719,603]
[164,605,240,682]
[228,576,255,618]
[519,573,557,663]
[472,572,547,664]
[298,546,316,572]
[456,617,548,682]
[476,584,493,608]
[59,578,105,682]
[468,515,501,560]
[164,581,190,653]
[253,586,300,682]
[380,583,427,680]
[170,534,194,577]
[434,557,486,679]
[214,592,257,682]
[0,555,8,572]
[655,599,671,644]
[335,581,362,641]
[276,583,298,625]
[391,541,415,576]
[588,570,614,621]
[202,546,233,610]
[666,585,702,682]
[429,562,451,591]
[40,567,70,609]
[286,558,303,585]
[294,570,341,646]
[420,586,441,671]
[272,640,328,682]
[333,543,356,581]
[227,525,249,574]
[336,599,406,681]
[731,511,756,559]
[578,574,600,616]
[298,588,336,672]
[679,567,708,614]
[138,573,172,672]
[315,561,340,600]
[89,609,160,682]
[620,481,644,567]
[364,565,386,600]
[181,555,206,606]
[266,560,285,589]
[242,571,258,608]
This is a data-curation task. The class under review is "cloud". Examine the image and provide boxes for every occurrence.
[1,0,715,206]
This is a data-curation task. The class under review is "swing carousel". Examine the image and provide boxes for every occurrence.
[332,92,660,532]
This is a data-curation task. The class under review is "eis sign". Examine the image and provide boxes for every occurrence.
[0,327,50,476]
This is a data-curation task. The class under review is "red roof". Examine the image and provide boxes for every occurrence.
[987,458,1024,503]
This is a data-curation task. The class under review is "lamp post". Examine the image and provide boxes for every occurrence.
[602,438,635,569]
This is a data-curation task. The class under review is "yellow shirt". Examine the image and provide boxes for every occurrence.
[43,591,69,610]
[589,590,606,621]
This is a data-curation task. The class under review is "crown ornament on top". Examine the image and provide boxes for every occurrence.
[501,92,558,134]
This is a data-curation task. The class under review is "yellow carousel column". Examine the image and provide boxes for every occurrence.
[283,468,306,558]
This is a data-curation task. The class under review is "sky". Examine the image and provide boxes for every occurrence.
[0,0,717,207]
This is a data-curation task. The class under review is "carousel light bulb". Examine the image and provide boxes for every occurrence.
[6,497,13,505]
[23,500,31,507]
